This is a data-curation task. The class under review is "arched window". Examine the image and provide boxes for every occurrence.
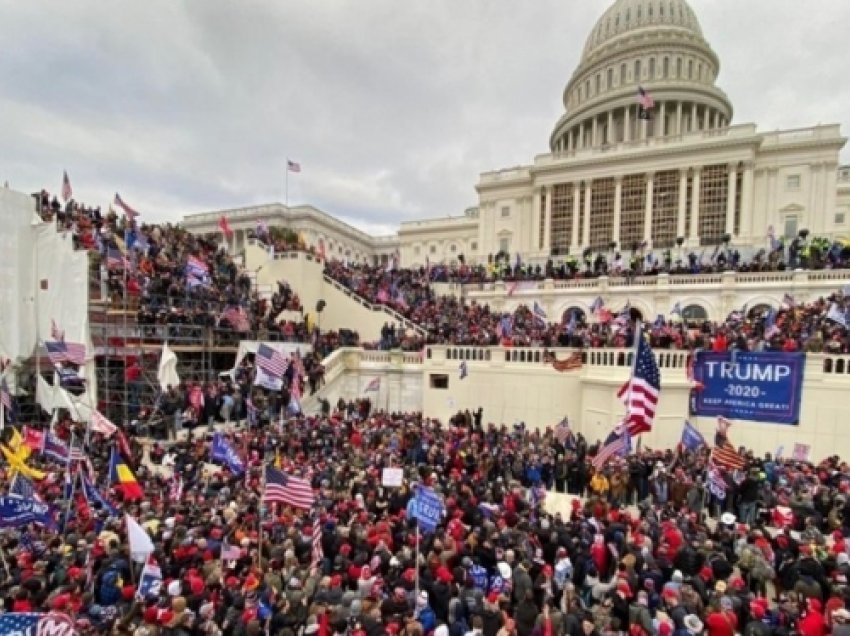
[562,307,586,324]
[659,2,665,16]
[649,58,656,78]
[607,68,613,89]
[682,304,708,323]
[747,304,773,320]
[688,59,693,79]
[677,58,683,77]
[663,57,669,78]
[634,59,642,81]
[596,74,601,94]
[620,63,627,84]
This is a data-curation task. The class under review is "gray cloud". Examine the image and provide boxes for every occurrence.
[1,0,847,235]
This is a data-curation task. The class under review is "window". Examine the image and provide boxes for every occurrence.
[501,206,510,217]
[649,58,656,78]
[450,244,457,252]
[470,241,477,251]
[429,374,449,389]
[682,304,708,323]
[637,4,642,18]
[634,59,641,81]
[698,164,730,246]
[688,60,693,79]
[620,63,627,84]
[786,174,801,190]
[589,177,616,249]
[499,237,510,253]
[659,2,664,16]
[648,3,653,17]
[585,80,590,98]
[430,245,437,254]
[651,170,680,248]
[677,58,682,77]
[619,174,647,248]
[663,57,669,78]
[835,213,846,225]
[607,68,613,89]
[550,184,575,255]
[626,8,630,22]
[596,74,601,94]
[697,63,702,80]
[783,216,798,239]
[414,246,421,255]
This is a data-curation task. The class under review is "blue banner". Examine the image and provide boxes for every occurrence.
[413,486,444,533]
[0,496,57,530]
[692,351,805,425]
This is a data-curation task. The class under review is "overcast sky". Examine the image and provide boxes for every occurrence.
[1,0,848,236]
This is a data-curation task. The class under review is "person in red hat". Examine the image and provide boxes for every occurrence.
[799,597,827,636]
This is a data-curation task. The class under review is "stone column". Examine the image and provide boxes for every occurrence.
[689,167,702,241]
[659,101,666,137]
[578,122,585,149]
[532,187,542,251]
[713,110,720,129]
[703,107,711,131]
[612,177,623,244]
[740,161,755,238]
[676,101,683,135]
[644,172,655,244]
[582,181,592,247]
[691,103,698,132]
[570,183,581,250]
[591,116,598,147]
[607,110,614,144]
[545,185,553,253]
[725,163,738,236]
[676,169,688,238]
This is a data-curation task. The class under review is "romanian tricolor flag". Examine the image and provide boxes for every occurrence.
[109,447,144,501]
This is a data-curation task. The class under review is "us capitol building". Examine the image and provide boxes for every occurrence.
[185,0,850,270]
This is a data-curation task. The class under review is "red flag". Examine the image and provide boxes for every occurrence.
[218,215,234,240]
[61,171,73,202]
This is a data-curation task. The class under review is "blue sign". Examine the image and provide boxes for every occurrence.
[413,486,444,533]
[211,433,246,475]
[692,351,805,425]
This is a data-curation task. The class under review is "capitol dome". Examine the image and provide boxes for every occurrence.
[549,0,733,152]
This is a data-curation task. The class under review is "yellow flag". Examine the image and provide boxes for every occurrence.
[8,428,29,461]
[1,444,46,481]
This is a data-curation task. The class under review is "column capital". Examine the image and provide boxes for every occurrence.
[614,175,624,185]
[645,171,656,181]
[727,162,739,172]
[741,160,755,171]
[691,166,703,176]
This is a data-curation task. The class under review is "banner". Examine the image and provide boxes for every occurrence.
[0,496,57,529]
[211,433,246,475]
[692,351,805,425]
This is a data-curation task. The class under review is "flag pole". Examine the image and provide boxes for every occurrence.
[284,163,289,208]
[258,463,265,574]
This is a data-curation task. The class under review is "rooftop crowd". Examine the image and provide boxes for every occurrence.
[5,398,850,636]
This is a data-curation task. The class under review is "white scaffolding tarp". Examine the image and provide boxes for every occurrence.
[0,189,38,362]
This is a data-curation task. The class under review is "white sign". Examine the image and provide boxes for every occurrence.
[382,468,404,488]
[792,443,811,463]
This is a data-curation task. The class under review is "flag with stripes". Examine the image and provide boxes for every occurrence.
[137,556,162,599]
[706,464,727,500]
[186,255,209,277]
[311,516,324,568]
[222,306,251,333]
[287,159,301,173]
[554,418,573,447]
[364,377,380,392]
[221,539,241,561]
[45,340,86,366]
[256,344,287,378]
[617,335,660,436]
[263,465,314,509]
[105,246,128,270]
[710,417,745,470]
[592,425,630,470]
[169,475,183,503]
[637,86,655,119]
[532,301,548,323]
[91,410,118,437]
[61,171,73,202]
[9,473,38,500]
[114,192,139,220]
[40,432,71,463]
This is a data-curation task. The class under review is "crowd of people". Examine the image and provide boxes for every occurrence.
[6,400,850,636]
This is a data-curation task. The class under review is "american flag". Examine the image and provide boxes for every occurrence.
[287,159,301,173]
[61,171,73,202]
[106,246,127,270]
[256,344,287,378]
[549,351,583,372]
[311,516,324,568]
[221,539,241,561]
[0,377,12,413]
[186,255,209,277]
[45,340,86,366]
[263,465,314,509]
[364,377,381,392]
[555,418,572,445]
[222,306,251,333]
[91,410,118,437]
[617,334,661,436]
[41,431,75,463]
[706,464,728,500]
[114,192,139,220]
[637,86,655,109]
[592,425,630,470]
[533,301,548,323]
[711,416,745,470]
[459,360,468,380]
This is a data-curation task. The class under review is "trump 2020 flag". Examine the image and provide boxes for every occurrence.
[680,420,706,451]
[0,612,77,635]
[137,555,163,600]
[211,433,246,475]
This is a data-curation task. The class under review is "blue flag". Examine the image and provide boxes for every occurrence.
[9,473,36,500]
[137,556,163,600]
[211,433,246,475]
[0,496,57,530]
[413,486,444,533]
[0,613,77,635]
[680,421,706,451]
[80,473,120,517]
